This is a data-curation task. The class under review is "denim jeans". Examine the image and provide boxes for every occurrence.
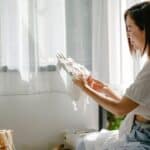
[126,120,150,150]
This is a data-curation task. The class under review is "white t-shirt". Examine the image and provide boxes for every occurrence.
[119,60,150,138]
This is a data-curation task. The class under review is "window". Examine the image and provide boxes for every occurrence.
[0,0,66,70]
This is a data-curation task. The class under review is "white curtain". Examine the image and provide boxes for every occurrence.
[92,0,147,94]
[0,0,66,70]
[0,0,66,95]
[65,0,92,70]
[0,0,146,96]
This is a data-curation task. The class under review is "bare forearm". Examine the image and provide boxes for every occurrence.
[89,79,121,101]
[83,84,123,116]
[105,86,122,101]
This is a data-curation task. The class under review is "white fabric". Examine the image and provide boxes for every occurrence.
[56,63,81,101]
[72,129,141,150]
[119,60,150,138]
[84,129,119,150]
[56,53,91,101]
[67,75,82,101]
[93,129,141,150]
[64,129,98,150]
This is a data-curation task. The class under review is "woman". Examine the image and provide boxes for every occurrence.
[73,1,150,149]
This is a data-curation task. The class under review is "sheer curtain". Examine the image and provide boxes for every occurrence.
[0,0,146,96]
[0,0,66,95]
[92,0,147,94]
[0,0,66,70]
[65,0,92,70]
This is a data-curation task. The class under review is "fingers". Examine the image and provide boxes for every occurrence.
[73,74,107,92]
[72,76,86,90]
[75,74,87,83]
[86,76,107,91]
[88,76,105,86]
[87,75,93,85]
[92,79,105,86]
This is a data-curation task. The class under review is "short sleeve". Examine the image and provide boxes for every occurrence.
[124,78,150,105]
[124,60,150,105]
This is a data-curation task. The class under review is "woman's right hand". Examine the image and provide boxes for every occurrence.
[87,76,121,100]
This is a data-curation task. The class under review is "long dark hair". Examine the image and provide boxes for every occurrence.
[124,1,150,58]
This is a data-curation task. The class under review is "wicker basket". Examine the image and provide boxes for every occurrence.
[0,130,15,150]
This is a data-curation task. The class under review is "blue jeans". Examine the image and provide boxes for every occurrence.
[126,120,150,150]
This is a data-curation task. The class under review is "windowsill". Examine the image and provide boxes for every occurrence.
[0,65,57,72]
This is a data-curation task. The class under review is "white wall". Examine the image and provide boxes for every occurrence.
[0,0,98,149]
[0,71,98,150]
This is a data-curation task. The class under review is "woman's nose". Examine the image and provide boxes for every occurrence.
[127,31,131,38]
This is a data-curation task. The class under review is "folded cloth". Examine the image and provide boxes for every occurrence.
[84,123,150,150]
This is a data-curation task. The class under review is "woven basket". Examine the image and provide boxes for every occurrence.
[0,130,15,150]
